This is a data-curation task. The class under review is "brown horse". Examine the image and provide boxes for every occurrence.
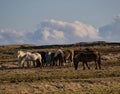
[63,49,73,66]
[73,48,101,70]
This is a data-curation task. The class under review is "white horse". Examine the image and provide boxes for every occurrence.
[17,50,30,67]
[17,50,42,68]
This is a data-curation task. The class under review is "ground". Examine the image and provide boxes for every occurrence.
[0,43,120,94]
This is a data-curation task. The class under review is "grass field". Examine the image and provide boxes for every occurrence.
[0,42,120,94]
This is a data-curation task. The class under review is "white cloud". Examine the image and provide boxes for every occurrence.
[0,29,27,45]
[99,14,120,42]
[42,28,50,40]
[1,16,120,45]
[52,30,65,39]
[0,19,101,45]
[72,21,99,39]
[34,19,100,44]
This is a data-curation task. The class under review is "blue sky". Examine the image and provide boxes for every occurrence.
[0,0,120,45]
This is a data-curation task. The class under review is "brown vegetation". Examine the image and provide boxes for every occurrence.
[0,41,120,94]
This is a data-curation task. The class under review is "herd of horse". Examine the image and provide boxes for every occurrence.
[16,48,101,70]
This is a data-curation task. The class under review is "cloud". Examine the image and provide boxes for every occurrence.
[0,29,27,45]
[34,19,100,45]
[1,16,120,45]
[99,14,120,42]
[0,19,101,45]
[72,21,99,39]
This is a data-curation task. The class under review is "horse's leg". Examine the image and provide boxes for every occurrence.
[20,56,26,68]
[52,59,54,66]
[21,61,24,68]
[61,58,64,66]
[36,59,39,67]
[38,59,42,68]
[83,61,86,70]
[63,57,66,66]
[60,59,63,66]
[74,61,79,70]
[53,60,56,66]
[50,58,52,66]
[58,59,60,66]
[33,61,36,67]
[54,60,57,67]
[98,56,101,69]
[56,60,58,66]
[59,58,62,66]
[18,58,21,67]
[69,55,73,66]
[85,62,90,69]
[98,62,101,69]
[27,61,30,68]
[70,62,73,67]
[30,61,32,67]
[95,60,98,69]
[39,59,42,68]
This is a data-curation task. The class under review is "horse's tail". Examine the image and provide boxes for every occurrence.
[98,53,101,69]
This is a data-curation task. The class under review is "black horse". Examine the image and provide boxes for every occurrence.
[38,51,46,66]
[52,49,65,66]
[45,51,55,66]
[73,48,101,70]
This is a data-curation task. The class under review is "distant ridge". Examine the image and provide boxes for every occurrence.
[18,41,120,49]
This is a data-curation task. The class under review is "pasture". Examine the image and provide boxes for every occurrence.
[0,42,120,94]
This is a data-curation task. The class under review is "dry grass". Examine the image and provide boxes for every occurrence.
[0,43,120,94]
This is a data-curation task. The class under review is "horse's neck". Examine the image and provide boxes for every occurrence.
[18,51,26,58]
[21,52,26,56]
[54,49,64,57]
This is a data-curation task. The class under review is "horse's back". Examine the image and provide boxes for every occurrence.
[80,52,96,62]
[75,48,100,62]
[34,53,42,59]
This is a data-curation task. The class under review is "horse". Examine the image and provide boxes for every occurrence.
[49,52,55,66]
[73,48,101,70]
[17,50,42,68]
[63,49,73,66]
[38,51,46,66]
[20,52,42,68]
[53,49,65,66]
[45,51,52,66]
[17,50,31,67]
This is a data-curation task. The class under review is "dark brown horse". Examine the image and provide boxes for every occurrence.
[53,52,65,66]
[51,49,65,66]
[73,48,101,70]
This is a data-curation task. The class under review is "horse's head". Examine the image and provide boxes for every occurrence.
[17,50,26,59]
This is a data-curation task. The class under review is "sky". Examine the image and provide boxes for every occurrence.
[0,0,120,45]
